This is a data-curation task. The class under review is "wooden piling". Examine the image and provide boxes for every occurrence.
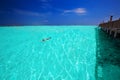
[99,16,120,38]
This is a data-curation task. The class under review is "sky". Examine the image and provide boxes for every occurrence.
[0,0,120,25]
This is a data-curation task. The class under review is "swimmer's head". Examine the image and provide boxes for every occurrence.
[42,39,45,42]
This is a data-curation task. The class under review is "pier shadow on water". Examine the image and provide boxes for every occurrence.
[95,28,120,80]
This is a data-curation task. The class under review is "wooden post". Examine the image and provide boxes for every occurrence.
[114,31,117,38]
[110,16,113,22]
[110,30,112,35]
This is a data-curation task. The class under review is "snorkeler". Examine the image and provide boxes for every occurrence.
[42,37,51,42]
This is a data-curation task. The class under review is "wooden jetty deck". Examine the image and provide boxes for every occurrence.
[99,16,120,38]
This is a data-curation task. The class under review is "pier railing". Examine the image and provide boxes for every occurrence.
[99,17,120,38]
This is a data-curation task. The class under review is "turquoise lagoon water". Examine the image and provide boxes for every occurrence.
[0,26,96,80]
[96,29,120,80]
[2,25,120,80]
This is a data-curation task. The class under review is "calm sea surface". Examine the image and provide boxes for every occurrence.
[0,26,120,80]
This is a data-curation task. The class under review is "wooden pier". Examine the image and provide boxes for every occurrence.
[99,16,120,38]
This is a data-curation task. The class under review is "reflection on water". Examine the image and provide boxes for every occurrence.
[95,28,120,80]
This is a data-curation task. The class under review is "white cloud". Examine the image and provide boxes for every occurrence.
[74,8,86,14]
[63,8,87,15]
[14,9,44,16]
